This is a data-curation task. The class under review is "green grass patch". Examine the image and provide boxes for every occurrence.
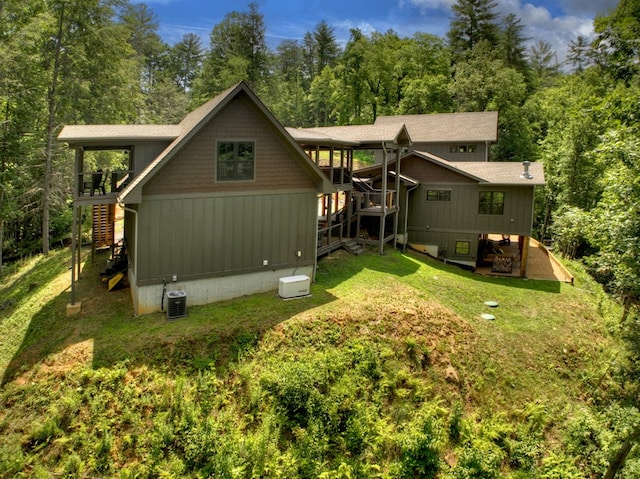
[0,246,633,478]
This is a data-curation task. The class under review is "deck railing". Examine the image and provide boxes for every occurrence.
[317,222,344,254]
[77,170,133,197]
[353,189,397,211]
[320,166,351,186]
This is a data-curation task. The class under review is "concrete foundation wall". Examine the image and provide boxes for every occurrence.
[133,265,314,315]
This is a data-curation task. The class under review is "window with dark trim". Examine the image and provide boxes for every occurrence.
[426,189,451,201]
[455,241,471,255]
[217,141,255,181]
[479,191,505,215]
[449,144,478,154]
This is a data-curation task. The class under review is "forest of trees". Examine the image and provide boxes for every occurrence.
[0,0,638,315]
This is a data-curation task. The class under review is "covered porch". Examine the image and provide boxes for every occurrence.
[475,234,573,282]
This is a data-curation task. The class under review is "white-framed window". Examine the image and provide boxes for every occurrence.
[217,141,255,181]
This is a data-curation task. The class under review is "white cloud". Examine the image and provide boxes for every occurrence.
[400,0,603,64]
[495,1,599,65]
[560,0,618,17]
[402,0,455,13]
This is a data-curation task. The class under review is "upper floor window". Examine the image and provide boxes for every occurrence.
[426,189,451,201]
[217,141,255,181]
[479,191,504,215]
[449,144,478,153]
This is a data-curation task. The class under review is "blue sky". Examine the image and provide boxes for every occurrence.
[139,0,619,63]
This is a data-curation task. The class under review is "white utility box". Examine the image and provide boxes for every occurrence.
[278,275,310,299]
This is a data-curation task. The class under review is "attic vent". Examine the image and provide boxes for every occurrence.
[521,161,533,179]
[166,290,187,319]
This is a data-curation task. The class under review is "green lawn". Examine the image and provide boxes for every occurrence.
[0,246,629,478]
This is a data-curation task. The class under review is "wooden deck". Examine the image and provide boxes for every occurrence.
[476,235,573,282]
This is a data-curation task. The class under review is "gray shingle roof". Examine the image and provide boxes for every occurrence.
[289,123,412,147]
[375,111,498,142]
[412,151,545,185]
[356,150,545,186]
[57,124,180,142]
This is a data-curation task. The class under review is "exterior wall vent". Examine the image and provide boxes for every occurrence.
[278,275,310,299]
[166,290,187,319]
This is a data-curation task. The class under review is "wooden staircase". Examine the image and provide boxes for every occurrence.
[341,238,364,255]
[92,204,115,249]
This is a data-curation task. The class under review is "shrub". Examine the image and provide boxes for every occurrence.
[399,411,443,479]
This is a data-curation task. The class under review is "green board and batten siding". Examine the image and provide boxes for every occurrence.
[134,192,317,285]
[408,184,535,236]
[129,89,320,287]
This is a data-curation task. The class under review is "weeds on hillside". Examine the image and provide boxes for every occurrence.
[0,248,636,477]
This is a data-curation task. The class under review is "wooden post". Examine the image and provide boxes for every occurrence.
[379,144,388,255]
[393,148,401,250]
[77,205,82,278]
[520,235,530,278]
[70,205,77,304]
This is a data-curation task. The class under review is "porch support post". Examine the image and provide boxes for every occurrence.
[379,143,388,255]
[520,235,530,278]
[393,147,400,250]
[66,204,81,316]
[77,205,82,279]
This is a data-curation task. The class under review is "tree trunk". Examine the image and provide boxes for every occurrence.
[42,4,66,255]
[604,425,640,479]
[540,194,553,240]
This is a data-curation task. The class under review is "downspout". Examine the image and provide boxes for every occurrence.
[403,182,419,252]
[121,203,139,313]
[313,192,321,283]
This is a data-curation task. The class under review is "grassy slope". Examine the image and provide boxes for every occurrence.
[0,247,625,478]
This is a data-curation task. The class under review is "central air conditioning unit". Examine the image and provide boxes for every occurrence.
[278,275,310,299]
[166,290,187,319]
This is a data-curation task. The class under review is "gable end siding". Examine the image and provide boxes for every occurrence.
[402,156,476,184]
[143,95,315,196]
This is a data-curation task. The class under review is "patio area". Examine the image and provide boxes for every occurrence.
[475,235,573,283]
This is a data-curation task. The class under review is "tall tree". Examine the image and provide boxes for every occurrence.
[119,3,166,92]
[313,20,341,72]
[397,33,452,114]
[0,0,139,257]
[447,0,500,63]
[592,0,640,83]
[500,13,530,81]
[339,28,369,123]
[528,40,560,88]
[195,2,268,99]
[567,35,593,73]
[268,39,308,126]
[169,33,204,93]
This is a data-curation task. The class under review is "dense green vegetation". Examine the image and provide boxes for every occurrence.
[0,247,637,478]
[1,0,639,475]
